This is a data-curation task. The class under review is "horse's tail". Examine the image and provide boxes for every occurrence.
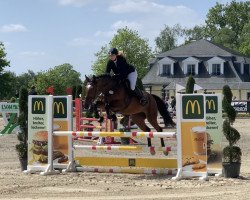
[152,94,175,127]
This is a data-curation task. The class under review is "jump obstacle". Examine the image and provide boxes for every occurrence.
[74,98,139,144]
[25,93,224,181]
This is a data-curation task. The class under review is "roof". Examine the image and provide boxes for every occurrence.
[156,39,245,58]
[142,39,250,88]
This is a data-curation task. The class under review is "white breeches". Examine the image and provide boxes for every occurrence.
[127,71,137,90]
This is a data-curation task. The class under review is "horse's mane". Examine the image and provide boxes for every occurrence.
[94,74,112,80]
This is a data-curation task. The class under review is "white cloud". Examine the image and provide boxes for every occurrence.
[68,37,104,46]
[67,37,92,46]
[108,0,201,27]
[58,0,93,7]
[111,20,143,31]
[109,0,154,13]
[0,24,27,33]
[94,20,142,38]
[94,30,115,38]
[109,0,193,14]
[19,51,45,56]
[106,0,203,47]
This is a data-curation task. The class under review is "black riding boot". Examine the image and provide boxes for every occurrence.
[134,87,148,106]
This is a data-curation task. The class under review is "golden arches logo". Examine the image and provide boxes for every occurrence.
[206,99,216,110]
[185,100,201,115]
[53,102,65,114]
[33,101,44,111]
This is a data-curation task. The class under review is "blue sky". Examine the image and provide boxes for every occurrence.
[0,0,244,79]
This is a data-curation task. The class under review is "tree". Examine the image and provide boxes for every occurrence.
[92,27,152,79]
[213,28,237,50]
[205,1,250,49]
[183,25,207,44]
[155,24,183,53]
[0,42,11,99]
[239,22,250,57]
[186,76,195,94]
[91,45,109,76]
[36,63,82,95]
[0,42,10,74]
[0,71,17,100]
[16,70,37,91]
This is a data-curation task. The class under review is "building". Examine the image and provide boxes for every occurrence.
[142,39,250,100]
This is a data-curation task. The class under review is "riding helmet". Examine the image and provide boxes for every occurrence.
[108,47,118,55]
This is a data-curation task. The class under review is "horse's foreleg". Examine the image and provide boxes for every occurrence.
[104,103,112,119]
[131,114,155,155]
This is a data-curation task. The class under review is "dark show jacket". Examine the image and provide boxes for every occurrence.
[106,55,135,79]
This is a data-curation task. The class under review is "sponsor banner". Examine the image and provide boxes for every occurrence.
[231,101,250,112]
[28,96,51,168]
[0,102,19,113]
[177,94,207,178]
[53,96,72,166]
[206,94,223,174]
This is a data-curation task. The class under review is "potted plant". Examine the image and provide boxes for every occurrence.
[222,85,241,178]
[15,87,28,171]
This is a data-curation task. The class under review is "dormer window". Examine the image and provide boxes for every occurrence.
[162,64,171,75]
[187,64,196,76]
[182,57,200,76]
[208,56,225,76]
[157,57,176,76]
[212,64,221,75]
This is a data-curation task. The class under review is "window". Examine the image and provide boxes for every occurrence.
[187,64,196,75]
[244,64,250,74]
[212,64,221,75]
[162,64,171,75]
[247,92,250,100]
[207,57,225,75]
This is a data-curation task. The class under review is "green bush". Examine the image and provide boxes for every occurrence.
[16,87,28,160]
[222,85,241,163]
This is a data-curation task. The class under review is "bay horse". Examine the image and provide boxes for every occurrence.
[84,74,175,154]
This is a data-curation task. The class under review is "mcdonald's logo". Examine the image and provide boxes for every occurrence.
[206,96,218,113]
[34,101,44,111]
[32,98,46,114]
[182,95,204,119]
[206,100,215,110]
[185,100,201,115]
[53,102,65,114]
[53,98,67,118]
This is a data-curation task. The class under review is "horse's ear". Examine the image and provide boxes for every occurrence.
[85,75,90,82]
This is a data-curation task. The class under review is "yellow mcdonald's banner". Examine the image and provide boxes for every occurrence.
[205,94,223,175]
[175,94,208,180]
[53,96,72,168]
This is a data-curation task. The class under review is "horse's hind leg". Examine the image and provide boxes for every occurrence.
[131,113,155,155]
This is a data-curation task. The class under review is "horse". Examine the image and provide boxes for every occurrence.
[84,74,175,154]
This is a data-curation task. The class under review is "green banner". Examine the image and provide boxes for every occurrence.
[182,95,204,119]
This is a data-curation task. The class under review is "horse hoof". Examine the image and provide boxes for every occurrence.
[163,151,169,156]
[150,150,156,155]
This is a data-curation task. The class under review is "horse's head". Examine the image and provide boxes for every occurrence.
[84,75,98,109]
[84,74,117,109]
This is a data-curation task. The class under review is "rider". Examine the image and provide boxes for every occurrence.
[105,47,148,106]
